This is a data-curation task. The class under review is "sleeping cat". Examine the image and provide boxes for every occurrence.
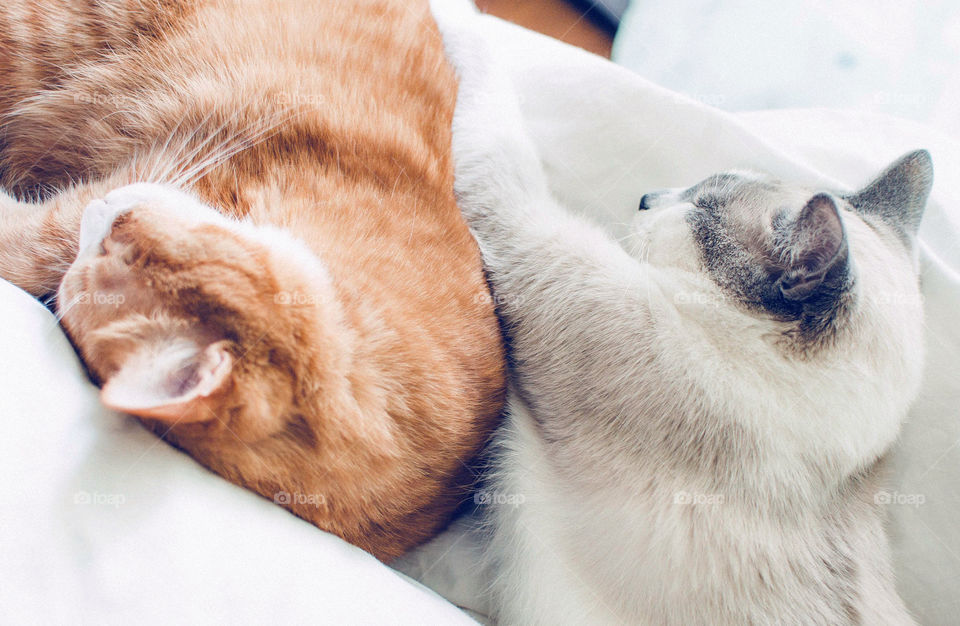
[442,25,932,624]
[0,0,506,562]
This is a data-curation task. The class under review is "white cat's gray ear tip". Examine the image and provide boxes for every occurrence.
[807,192,840,212]
[902,148,934,184]
[902,150,935,218]
[905,148,932,165]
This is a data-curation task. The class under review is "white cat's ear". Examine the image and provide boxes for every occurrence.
[100,339,234,423]
[846,149,932,244]
[778,193,849,302]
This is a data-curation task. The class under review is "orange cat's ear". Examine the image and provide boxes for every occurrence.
[100,340,234,423]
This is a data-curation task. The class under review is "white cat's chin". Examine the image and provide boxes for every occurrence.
[624,214,650,259]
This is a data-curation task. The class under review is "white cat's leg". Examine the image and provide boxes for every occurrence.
[444,16,660,341]
[444,21,664,624]
[485,396,625,626]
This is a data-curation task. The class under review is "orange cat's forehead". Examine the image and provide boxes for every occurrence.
[55,203,320,449]
[63,208,259,358]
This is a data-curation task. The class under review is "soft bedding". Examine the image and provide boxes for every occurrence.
[0,279,476,624]
[1,1,958,623]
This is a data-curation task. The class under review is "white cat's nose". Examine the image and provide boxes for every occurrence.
[638,193,660,211]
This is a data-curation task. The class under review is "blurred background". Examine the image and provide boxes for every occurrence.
[476,0,960,139]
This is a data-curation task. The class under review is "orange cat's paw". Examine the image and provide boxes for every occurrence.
[77,184,168,256]
[77,183,225,258]
[77,197,131,258]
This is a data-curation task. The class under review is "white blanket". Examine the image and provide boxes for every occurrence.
[1,1,957,623]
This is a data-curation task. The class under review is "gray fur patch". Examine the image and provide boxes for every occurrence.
[679,173,854,344]
[672,152,932,333]
[845,150,933,248]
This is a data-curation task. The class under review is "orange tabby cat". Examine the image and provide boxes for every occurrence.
[0,0,506,561]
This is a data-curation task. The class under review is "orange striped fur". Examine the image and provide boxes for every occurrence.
[0,0,506,561]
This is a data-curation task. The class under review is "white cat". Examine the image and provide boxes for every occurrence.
[442,22,932,626]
